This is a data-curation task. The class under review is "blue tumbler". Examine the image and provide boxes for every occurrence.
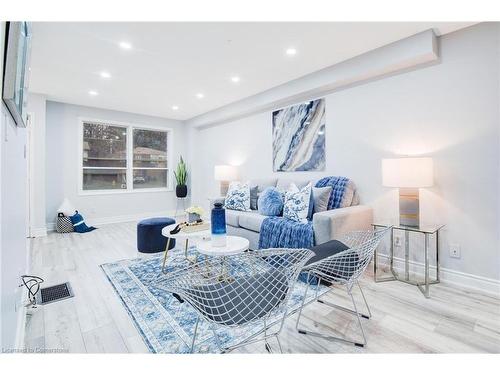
[211,202,227,247]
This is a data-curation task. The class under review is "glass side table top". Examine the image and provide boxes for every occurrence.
[372,220,444,234]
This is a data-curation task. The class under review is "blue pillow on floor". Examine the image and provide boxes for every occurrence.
[69,211,97,233]
[258,187,284,216]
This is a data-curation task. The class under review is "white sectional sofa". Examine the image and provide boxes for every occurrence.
[214,178,373,250]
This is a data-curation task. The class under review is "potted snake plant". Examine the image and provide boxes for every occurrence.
[174,156,188,198]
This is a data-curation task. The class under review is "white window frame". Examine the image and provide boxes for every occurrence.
[78,117,173,195]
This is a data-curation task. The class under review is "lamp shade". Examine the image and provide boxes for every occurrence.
[214,165,238,181]
[382,157,433,188]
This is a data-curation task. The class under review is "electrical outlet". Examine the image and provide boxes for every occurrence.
[450,243,461,258]
[394,236,403,247]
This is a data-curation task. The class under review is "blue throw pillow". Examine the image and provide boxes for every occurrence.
[258,187,284,216]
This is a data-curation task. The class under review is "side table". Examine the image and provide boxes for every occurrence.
[161,222,211,273]
[372,221,444,298]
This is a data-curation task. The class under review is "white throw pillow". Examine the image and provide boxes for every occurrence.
[224,182,251,212]
[283,182,311,223]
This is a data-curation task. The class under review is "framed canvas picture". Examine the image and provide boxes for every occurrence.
[2,21,32,128]
[272,98,326,172]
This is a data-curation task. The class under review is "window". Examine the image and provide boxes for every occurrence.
[133,128,168,189]
[81,120,171,193]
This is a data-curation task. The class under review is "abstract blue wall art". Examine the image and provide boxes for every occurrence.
[272,98,326,172]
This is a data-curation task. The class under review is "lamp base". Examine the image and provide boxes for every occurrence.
[220,181,230,197]
[399,188,419,227]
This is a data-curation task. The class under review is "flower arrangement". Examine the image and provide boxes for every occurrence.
[185,206,204,216]
[185,205,204,222]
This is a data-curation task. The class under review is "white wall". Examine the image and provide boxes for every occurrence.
[191,23,500,282]
[0,22,29,349]
[45,101,189,227]
[26,93,47,235]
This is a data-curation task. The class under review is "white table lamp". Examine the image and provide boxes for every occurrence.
[214,165,238,196]
[382,157,433,227]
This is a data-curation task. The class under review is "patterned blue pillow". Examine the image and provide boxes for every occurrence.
[283,183,312,223]
[224,182,251,211]
[258,187,284,216]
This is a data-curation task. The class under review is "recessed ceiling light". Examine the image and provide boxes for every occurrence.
[100,71,111,79]
[88,90,98,96]
[230,76,240,83]
[172,105,179,110]
[119,41,132,50]
[196,93,204,99]
[285,47,297,56]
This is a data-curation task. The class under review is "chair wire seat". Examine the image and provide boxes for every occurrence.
[296,227,391,348]
[155,247,314,353]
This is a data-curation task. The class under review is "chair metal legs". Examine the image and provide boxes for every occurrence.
[190,316,200,353]
[296,280,371,348]
[316,281,371,320]
[356,280,372,318]
[207,318,285,354]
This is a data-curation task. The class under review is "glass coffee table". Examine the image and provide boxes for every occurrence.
[372,221,444,298]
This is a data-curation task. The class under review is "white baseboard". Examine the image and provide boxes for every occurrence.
[377,253,500,297]
[31,227,47,237]
[46,209,180,232]
[14,296,27,350]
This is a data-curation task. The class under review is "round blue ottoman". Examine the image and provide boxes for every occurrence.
[137,217,176,254]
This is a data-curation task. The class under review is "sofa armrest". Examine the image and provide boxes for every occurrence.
[313,205,373,245]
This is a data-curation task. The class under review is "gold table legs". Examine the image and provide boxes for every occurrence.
[161,237,172,273]
[161,237,198,274]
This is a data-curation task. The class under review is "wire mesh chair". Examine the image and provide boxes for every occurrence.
[295,226,391,347]
[155,248,314,353]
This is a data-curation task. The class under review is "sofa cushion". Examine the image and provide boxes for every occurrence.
[340,180,357,208]
[258,187,284,216]
[225,209,240,227]
[306,239,349,266]
[312,186,332,213]
[249,178,277,210]
[315,176,354,210]
[189,269,288,326]
[283,182,312,223]
[238,211,267,232]
[225,181,251,212]
[249,186,259,210]
[276,179,311,192]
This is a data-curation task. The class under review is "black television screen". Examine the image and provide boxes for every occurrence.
[2,21,32,128]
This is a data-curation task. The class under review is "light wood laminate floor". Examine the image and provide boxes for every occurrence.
[24,222,500,353]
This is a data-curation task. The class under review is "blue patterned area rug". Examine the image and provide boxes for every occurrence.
[101,248,328,353]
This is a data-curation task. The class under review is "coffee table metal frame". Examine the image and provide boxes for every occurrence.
[161,223,211,273]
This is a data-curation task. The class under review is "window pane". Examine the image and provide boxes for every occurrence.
[133,169,168,189]
[83,169,127,190]
[83,123,127,167]
[133,129,167,168]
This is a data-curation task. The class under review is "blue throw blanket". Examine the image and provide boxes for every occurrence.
[258,217,314,249]
[69,211,97,233]
[258,176,351,250]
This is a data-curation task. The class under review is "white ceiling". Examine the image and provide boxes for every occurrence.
[29,22,475,121]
